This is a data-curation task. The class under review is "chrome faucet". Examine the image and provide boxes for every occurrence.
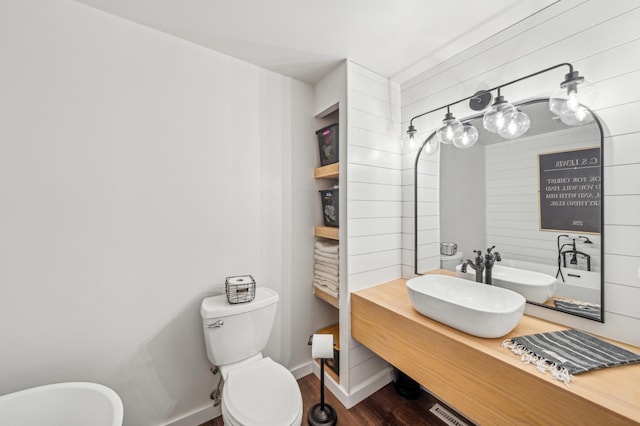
[461,250,485,283]
[461,246,501,284]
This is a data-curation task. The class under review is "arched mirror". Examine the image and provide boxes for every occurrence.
[414,98,604,322]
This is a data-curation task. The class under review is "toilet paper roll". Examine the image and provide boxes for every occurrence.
[311,334,334,359]
[227,275,253,285]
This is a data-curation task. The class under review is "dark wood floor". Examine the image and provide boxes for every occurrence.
[200,373,457,425]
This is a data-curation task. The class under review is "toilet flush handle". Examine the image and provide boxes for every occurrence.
[206,320,224,328]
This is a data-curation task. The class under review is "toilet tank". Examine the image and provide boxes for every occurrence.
[201,287,279,366]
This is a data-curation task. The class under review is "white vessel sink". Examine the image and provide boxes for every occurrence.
[456,264,557,304]
[406,274,525,338]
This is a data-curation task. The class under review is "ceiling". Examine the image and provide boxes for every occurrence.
[72,0,557,85]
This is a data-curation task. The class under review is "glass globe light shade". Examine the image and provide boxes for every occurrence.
[549,71,597,116]
[453,123,478,149]
[436,112,463,145]
[402,125,418,152]
[559,103,594,126]
[498,111,530,139]
[483,96,517,133]
[423,135,440,156]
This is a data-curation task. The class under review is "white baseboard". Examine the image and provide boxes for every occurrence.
[347,365,394,407]
[310,362,392,409]
[311,361,350,408]
[165,402,221,426]
[290,360,313,380]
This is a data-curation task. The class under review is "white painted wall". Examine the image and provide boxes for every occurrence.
[402,0,640,346]
[0,1,335,425]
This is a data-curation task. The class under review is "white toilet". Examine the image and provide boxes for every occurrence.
[201,287,303,426]
[440,251,463,272]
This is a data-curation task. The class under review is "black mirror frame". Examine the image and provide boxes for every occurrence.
[413,98,605,322]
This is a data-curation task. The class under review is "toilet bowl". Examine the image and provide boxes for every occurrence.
[201,287,302,426]
[221,357,302,426]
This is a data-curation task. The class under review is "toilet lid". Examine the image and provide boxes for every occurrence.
[223,357,302,426]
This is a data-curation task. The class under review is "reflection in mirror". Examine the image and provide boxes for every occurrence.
[415,98,604,322]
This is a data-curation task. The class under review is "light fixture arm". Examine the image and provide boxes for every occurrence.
[407,62,574,128]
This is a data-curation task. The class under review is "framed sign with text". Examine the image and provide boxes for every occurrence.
[538,147,601,233]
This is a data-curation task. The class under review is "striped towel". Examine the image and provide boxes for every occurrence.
[553,300,601,321]
[503,329,640,384]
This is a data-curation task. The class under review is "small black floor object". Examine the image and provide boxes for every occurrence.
[394,369,420,400]
[308,403,337,426]
[308,358,337,426]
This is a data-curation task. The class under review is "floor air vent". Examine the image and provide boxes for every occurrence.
[429,402,468,426]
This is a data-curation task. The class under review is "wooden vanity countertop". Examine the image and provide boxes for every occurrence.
[351,273,640,425]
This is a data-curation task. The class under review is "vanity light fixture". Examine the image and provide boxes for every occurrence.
[469,90,493,111]
[558,106,593,126]
[550,70,597,126]
[482,89,518,134]
[423,134,440,156]
[405,63,596,156]
[454,122,479,148]
[403,124,418,151]
[436,107,464,145]
[498,109,530,139]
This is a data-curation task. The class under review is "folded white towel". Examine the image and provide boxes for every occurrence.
[314,254,339,265]
[314,249,339,260]
[313,281,339,298]
[315,263,338,276]
[315,273,338,283]
[315,270,339,283]
[314,274,338,285]
[315,260,338,271]
[315,240,339,254]
[314,279,339,292]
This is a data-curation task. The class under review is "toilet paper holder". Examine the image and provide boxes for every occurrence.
[307,334,338,426]
[307,334,334,359]
[308,326,340,375]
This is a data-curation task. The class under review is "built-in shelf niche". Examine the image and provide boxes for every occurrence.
[313,101,341,381]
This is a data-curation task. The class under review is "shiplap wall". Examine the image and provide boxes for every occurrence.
[345,62,401,396]
[485,126,601,271]
[401,0,640,346]
[410,152,440,274]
